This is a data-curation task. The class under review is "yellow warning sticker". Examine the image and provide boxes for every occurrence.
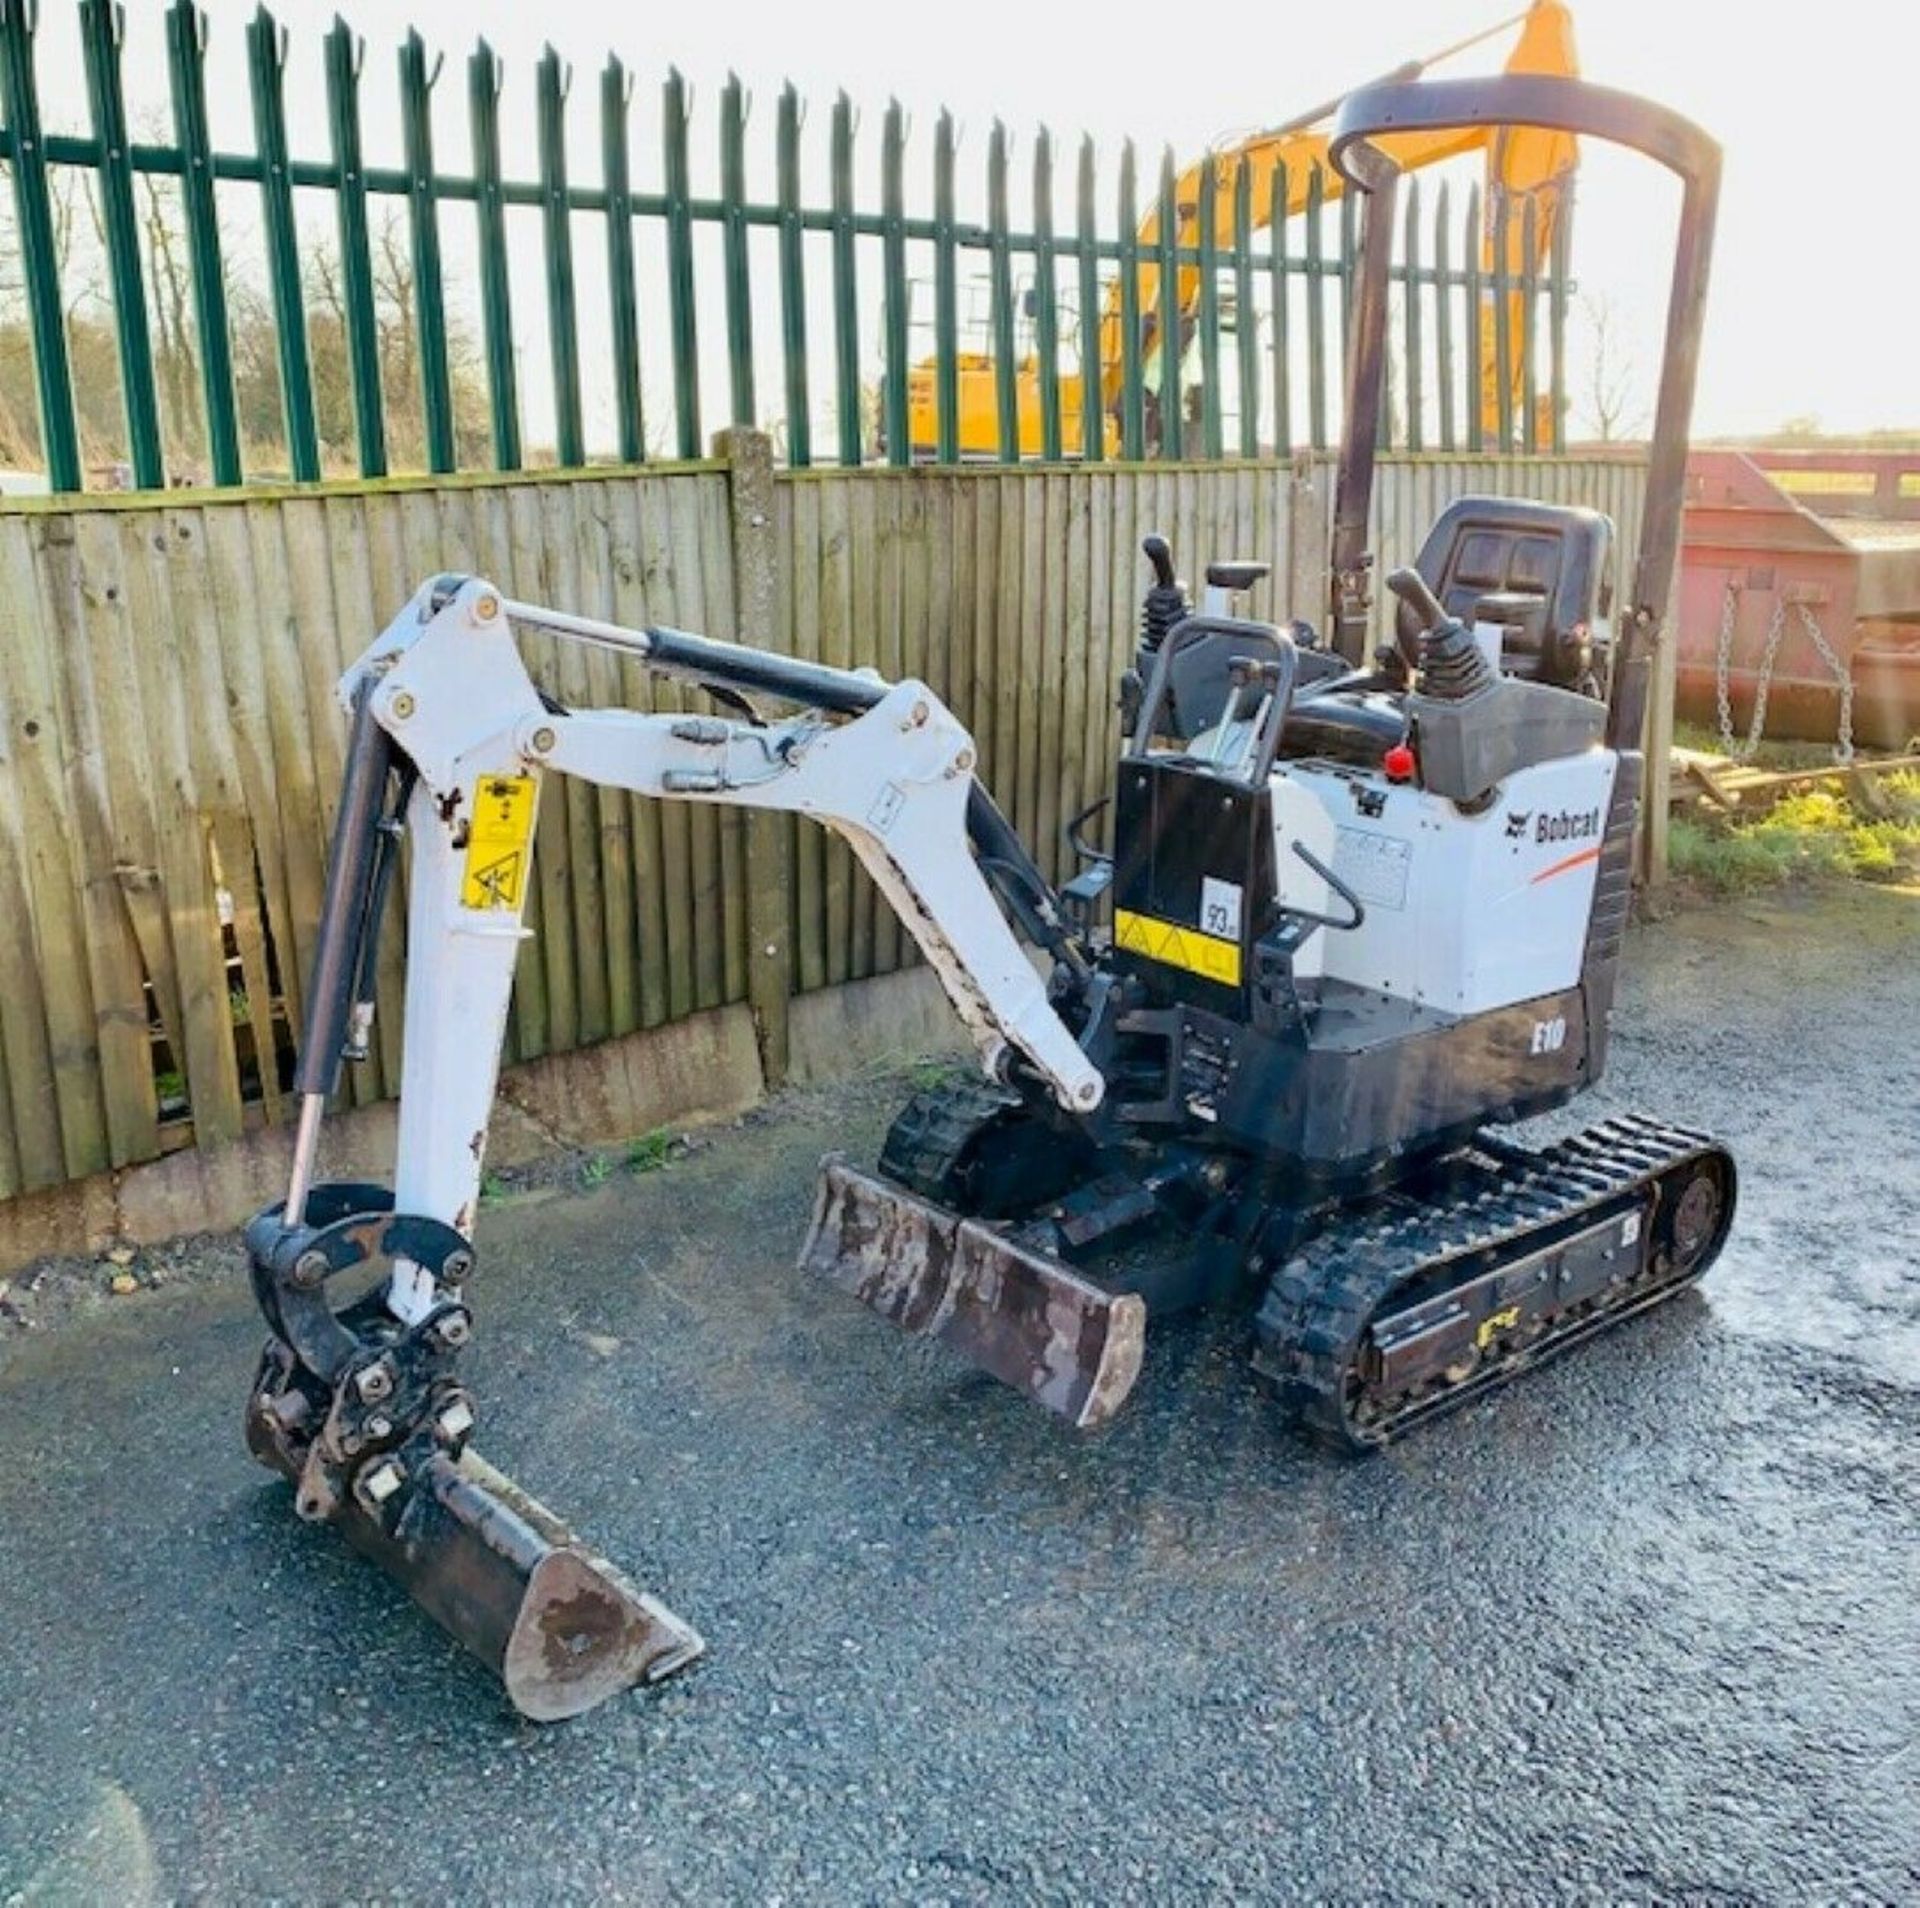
[1114,908,1242,987]
[460,774,537,912]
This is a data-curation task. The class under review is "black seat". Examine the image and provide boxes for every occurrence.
[1205,559,1272,593]
[1396,496,1615,692]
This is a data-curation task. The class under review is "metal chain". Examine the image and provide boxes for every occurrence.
[1714,584,1855,764]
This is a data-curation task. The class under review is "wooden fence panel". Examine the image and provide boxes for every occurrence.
[0,450,1647,1202]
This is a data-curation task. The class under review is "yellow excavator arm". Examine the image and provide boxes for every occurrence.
[906,0,1578,460]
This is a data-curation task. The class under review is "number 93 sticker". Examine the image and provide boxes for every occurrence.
[1200,876,1243,941]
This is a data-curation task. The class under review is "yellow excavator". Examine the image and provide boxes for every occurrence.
[906,0,1579,459]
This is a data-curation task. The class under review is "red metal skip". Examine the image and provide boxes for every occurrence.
[1677,450,1920,751]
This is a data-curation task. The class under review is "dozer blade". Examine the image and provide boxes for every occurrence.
[798,1154,1146,1431]
[250,1405,704,1721]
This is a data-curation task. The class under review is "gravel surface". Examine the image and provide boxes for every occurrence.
[1,884,1915,1904]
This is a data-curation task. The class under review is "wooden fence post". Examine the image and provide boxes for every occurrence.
[1287,452,1330,632]
[1639,554,1681,888]
[716,426,793,1084]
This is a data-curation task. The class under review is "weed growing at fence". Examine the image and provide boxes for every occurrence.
[626,1130,679,1175]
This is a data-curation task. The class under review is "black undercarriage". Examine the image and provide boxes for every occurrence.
[875,1075,1735,1448]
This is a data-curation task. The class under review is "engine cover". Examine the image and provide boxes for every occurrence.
[1285,748,1618,1017]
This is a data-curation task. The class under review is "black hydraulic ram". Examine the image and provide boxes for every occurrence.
[546,604,1093,984]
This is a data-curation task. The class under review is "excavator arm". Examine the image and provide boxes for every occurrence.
[241,574,1111,1720]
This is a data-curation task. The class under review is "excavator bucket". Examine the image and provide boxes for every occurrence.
[798,1155,1147,1431]
[245,1351,704,1722]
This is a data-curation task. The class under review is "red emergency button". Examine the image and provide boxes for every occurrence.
[1382,743,1416,783]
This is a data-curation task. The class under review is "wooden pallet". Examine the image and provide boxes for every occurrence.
[1669,746,1920,816]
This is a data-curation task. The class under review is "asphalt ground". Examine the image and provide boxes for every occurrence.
[1,883,1915,1904]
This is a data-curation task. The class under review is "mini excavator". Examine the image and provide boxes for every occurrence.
[242,74,1733,1720]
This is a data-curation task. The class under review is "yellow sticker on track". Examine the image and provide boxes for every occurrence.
[1114,908,1242,987]
[461,774,537,912]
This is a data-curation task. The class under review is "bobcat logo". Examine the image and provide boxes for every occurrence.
[1505,810,1531,839]
[1537,807,1602,844]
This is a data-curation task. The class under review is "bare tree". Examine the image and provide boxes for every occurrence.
[138,171,202,461]
[1579,291,1644,444]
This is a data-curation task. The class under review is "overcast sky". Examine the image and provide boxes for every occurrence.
[30,0,1920,447]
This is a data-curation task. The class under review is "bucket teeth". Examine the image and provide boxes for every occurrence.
[798,1154,1146,1431]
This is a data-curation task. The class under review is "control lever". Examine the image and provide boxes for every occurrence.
[1386,567,1494,701]
[1386,566,1450,634]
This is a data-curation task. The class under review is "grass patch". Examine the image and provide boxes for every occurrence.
[1671,773,1920,894]
[625,1128,678,1174]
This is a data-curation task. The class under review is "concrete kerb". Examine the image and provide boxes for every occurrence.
[0,977,969,1279]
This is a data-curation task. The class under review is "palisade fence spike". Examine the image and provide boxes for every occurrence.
[1194,147,1221,460]
[247,2,319,480]
[932,106,960,466]
[663,65,700,457]
[829,89,860,466]
[1117,137,1144,460]
[880,96,908,465]
[602,49,642,465]
[1305,159,1326,449]
[1032,123,1061,463]
[776,79,811,467]
[1076,131,1103,463]
[1435,178,1455,452]
[168,0,241,483]
[986,118,1018,462]
[537,42,583,467]
[1155,145,1179,459]
[79,0,163,486]
[1234,155,1258,460]
[1402,174,1423,452]
[721,70,757,431]
[1268,156,1291,457]
[399,25,454,472]
[323,14,386,475]
[1465,178,1484,452]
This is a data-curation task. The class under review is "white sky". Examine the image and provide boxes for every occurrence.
[30,0,1920,447]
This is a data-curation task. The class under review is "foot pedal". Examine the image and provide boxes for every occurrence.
[798,1154,1146,1430]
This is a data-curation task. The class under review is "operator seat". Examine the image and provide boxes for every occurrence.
[1396,496,1615,693]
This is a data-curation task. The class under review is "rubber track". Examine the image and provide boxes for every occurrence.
[877,1079,1021,1208]
[1253,1113,1734,1450]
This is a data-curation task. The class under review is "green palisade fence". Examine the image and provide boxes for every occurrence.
[0,2,1571,492]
